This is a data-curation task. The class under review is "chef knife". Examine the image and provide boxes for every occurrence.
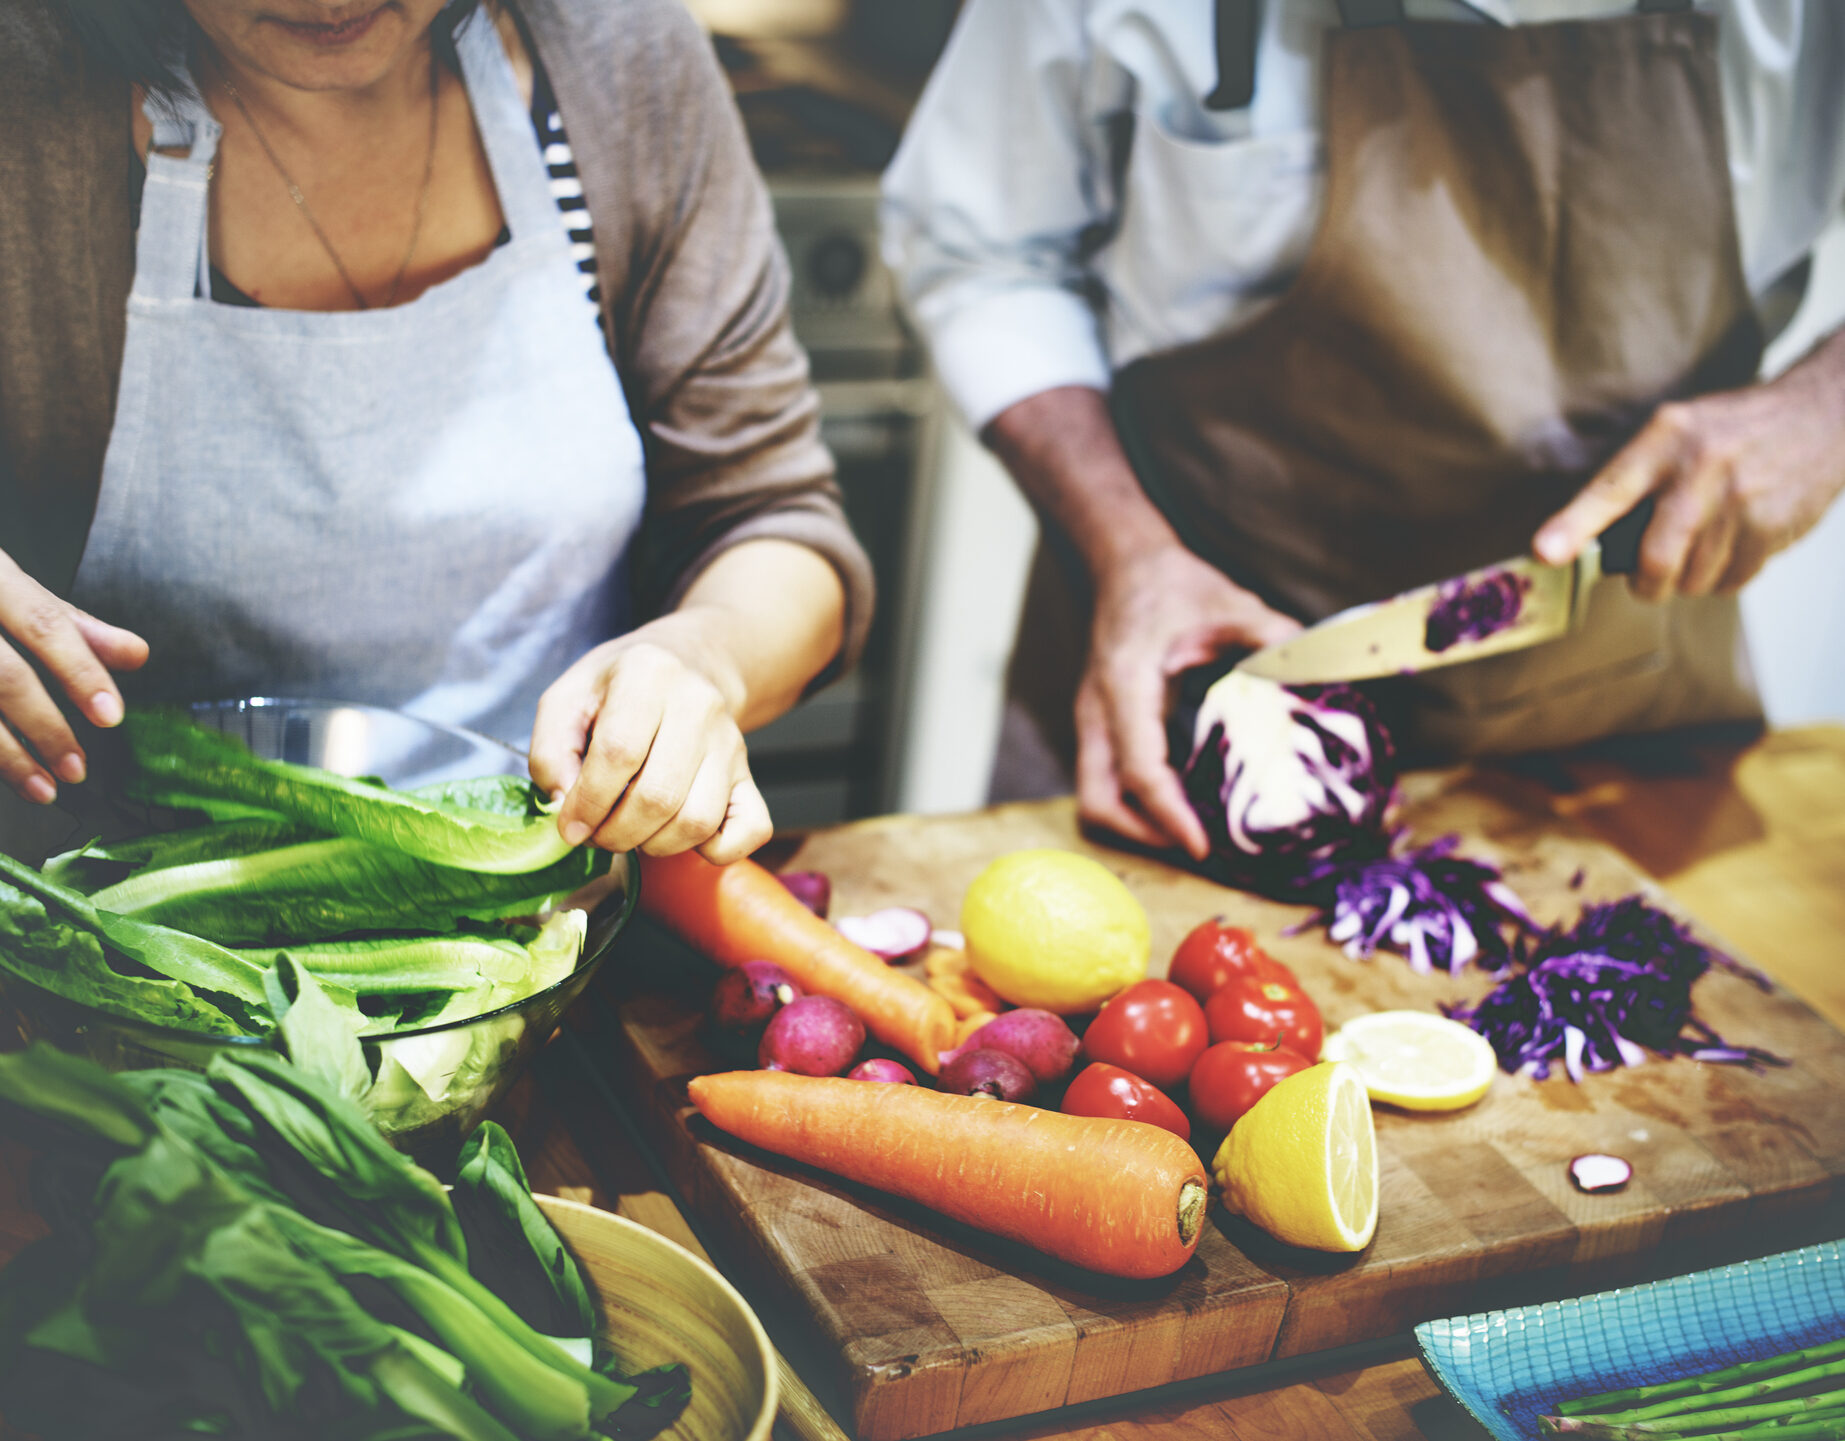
[1234,500,1654,685]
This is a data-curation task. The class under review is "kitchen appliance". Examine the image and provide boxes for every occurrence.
[708,14,952,829]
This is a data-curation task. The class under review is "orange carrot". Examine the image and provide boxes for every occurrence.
[687,1070,1208,1279]
[954,1009,1001,1047]
[641,852,957,1074]
[924,949,1005,1019]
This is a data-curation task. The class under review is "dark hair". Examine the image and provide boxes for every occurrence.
[51,0,486,95]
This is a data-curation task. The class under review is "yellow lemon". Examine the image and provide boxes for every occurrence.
[1322,1010,1497,1112]
[959,849,1149,1014]
[1212,1061,1378,1253]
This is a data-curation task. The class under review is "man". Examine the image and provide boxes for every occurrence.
[881,0,1845,860]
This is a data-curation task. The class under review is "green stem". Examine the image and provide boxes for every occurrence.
[1613,1360,1845,1422]
[1557,1340,1845,1417]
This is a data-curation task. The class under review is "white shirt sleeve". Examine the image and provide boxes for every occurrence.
[880,0,1118,433]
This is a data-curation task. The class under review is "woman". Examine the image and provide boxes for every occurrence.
[0,0,872,861]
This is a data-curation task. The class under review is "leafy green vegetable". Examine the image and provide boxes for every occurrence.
[0,1045,685,1440]
[0,893,246,1039]
[125,710,577,876]
[247,936,537,996]
[0,852,270,1007]
[44,816,317,892]
[454,1122,596,1340]
[86,836,601,947]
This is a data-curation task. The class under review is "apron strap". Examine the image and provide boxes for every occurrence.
[1205,0,1260,111]
[450,5,569,244]
[134,90,222,304]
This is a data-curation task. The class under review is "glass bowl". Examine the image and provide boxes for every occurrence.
[0,697,638,1162]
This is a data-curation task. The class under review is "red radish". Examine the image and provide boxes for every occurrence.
[687,1071,1209,1278]
[938,1048,1037,1103]
[835,908,933,963]
[941,1009,1079,1086]
[848,1059,916,1085]
[759,995,865,1076]
[641,852,956,1073]
[777,870,832,917]
[711,962,802,1032]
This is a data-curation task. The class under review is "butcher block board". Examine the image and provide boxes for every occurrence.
[586,770,1845,1441]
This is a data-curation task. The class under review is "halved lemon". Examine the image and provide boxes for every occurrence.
[1212,1061,1379,1253]
[1322,1010,1497,1112]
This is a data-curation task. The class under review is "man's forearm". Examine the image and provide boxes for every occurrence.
[982,385,1186,581]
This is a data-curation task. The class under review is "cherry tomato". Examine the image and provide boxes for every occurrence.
[1061,1062,1191,1141]
[1081,979,1209,1091]
[1203,975,1323,1061]
[1168,918,1293,1001]
[1187,1040,1313,1133]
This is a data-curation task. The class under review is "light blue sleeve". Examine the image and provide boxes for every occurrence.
[879,0,1123,432]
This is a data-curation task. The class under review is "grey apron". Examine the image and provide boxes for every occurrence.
[998,4,1763,796]
[71,9,646,747]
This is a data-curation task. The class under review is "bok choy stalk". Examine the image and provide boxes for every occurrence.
[85,836,600,946]
[0,1043,685,1440]
[123,708,576,875]
[0,851,269,1035]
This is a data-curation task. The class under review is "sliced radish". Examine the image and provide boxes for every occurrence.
[930,929,966,951]
[835,907,933,962]
[777,870,831,918]
[1569,1153,1633,1194]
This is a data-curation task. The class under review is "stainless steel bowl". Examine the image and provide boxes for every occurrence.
[0,697,637,1160]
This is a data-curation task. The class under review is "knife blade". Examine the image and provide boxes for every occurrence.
[1234,500,1653,686]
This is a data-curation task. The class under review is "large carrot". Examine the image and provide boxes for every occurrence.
[641,852,957,1074]
[687,1070,1209,1279]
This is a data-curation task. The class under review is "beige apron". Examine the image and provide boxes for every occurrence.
[997,6,1764,796]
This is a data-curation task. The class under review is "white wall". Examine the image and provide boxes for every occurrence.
[895,222,1845,813]
[1742,220,1845,726]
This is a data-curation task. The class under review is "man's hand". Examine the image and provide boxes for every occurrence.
[1535,331,1845,598]
[0,552,147,804]
[1076,543,1299,859]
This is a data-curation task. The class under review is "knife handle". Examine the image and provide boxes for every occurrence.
[1596,496,1656,576]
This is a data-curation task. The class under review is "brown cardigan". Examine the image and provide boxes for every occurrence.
[0,0,873,667]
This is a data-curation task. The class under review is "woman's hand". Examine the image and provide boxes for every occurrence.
[529,539,845,864]
[1077,543,1299,860]
[1535,329,1845,598]
[0,553,148,803]
[529,616,771,864]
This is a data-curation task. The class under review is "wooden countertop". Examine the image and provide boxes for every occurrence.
[519,724,1845,1441]
[5,724,1844,1441]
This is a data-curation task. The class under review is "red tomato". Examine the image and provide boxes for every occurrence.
[1187,1040,1314,1133]
[1168,918,1292,1001]
[1081,979,1209,1091]
[1203,975,1323,1061]
[1061,1062,1191,1141]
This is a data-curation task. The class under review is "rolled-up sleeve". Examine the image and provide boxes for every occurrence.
[880,0,1115,434]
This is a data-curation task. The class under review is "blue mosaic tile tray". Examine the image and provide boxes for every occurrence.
[1414,1242,1845,1441]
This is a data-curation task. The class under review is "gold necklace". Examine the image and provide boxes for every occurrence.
[216,54,441,310]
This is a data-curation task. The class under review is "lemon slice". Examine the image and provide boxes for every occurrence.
[1212,1062,1378,1253]
[1322,1011,1497,1112]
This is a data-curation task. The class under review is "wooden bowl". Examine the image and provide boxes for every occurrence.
[534,1195,778,1441]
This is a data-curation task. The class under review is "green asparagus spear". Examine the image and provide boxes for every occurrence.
[1545,1396,1845,1435]
[1556,1340,1845,1417]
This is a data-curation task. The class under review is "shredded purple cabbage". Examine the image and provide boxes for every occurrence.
[1306,835,1533,976]
[1183,675,1397,901]
[1447,897,1782,1081]
[1424,568,1529,653]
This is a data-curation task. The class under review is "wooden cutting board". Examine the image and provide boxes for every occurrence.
[586,767,1845,1441]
